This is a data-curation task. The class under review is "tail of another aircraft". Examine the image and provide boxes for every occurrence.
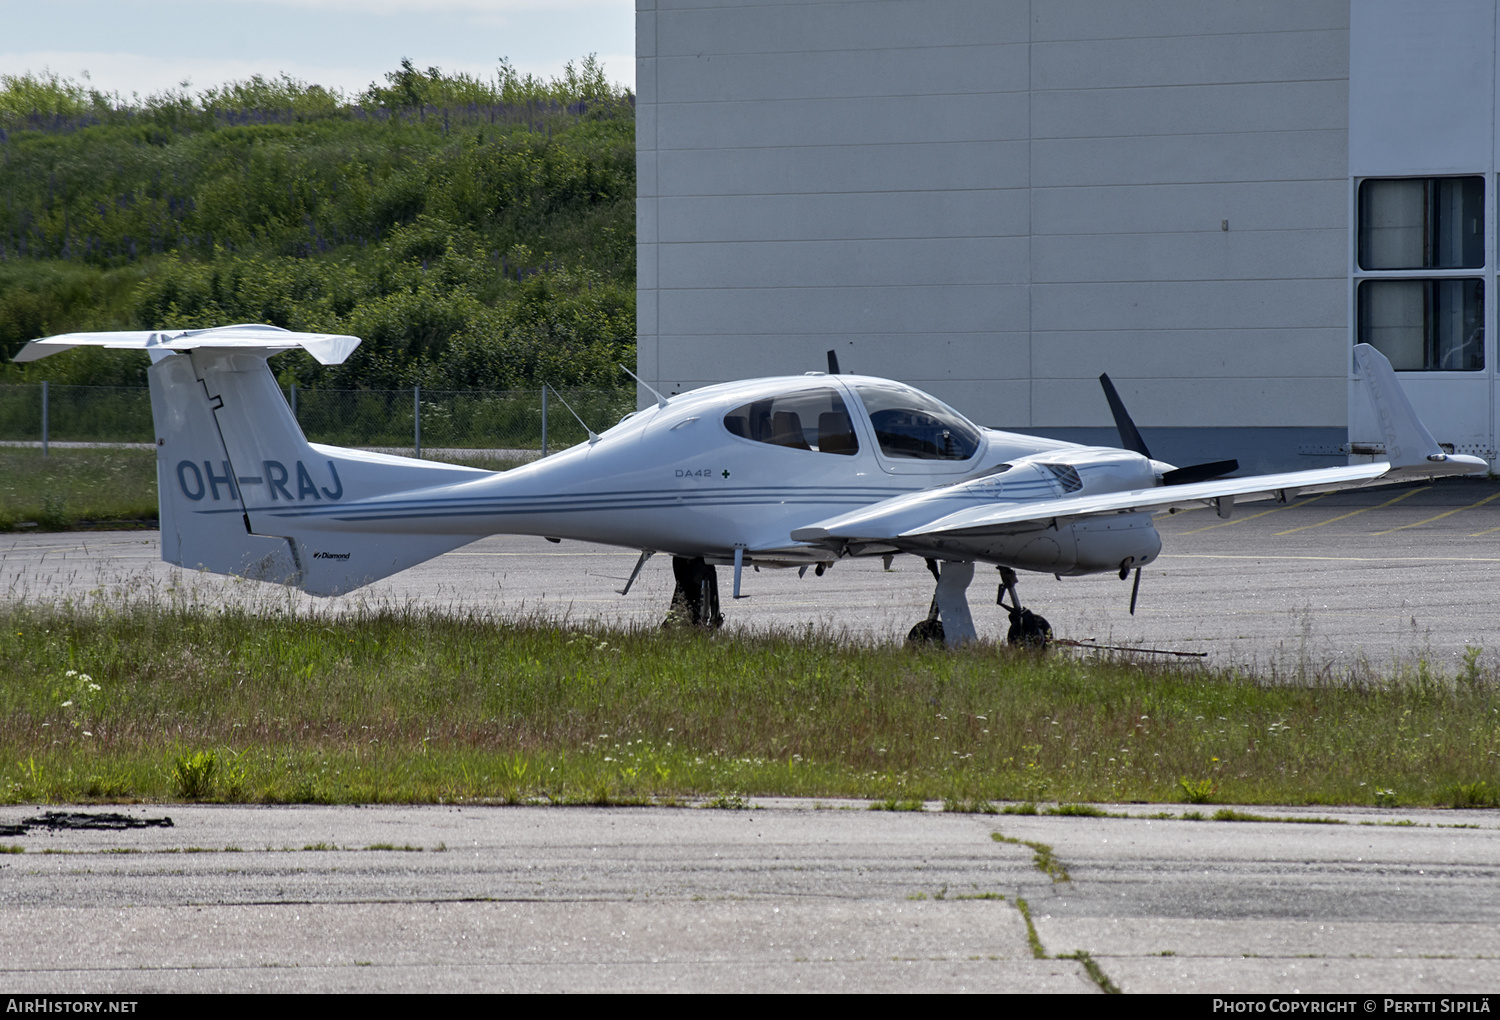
[17,326,489,594]
[1354,342,1489,477]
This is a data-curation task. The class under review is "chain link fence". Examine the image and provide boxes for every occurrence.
[0,383,637,457]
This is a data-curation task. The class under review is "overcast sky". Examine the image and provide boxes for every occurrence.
[0,0,635,100]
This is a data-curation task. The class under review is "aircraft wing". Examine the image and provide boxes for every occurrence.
[791,453,1489,550]
[13,324,361,365]
[791,463,1381,546]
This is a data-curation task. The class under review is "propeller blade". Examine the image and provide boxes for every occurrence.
[1099,373,1151,458]
[1161,459,1239,486]
[827,349,841,374]
[1129,567,1142,616]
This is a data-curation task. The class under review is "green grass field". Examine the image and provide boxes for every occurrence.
[0,447,158,530]
[2,593,1495,809]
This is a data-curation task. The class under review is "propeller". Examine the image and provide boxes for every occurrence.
[1098,373,1150,457]
[1099,373,1239,485]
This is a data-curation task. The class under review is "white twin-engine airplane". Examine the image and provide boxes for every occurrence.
[15,327,1490,647]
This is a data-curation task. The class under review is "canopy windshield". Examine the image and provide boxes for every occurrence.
[722,387,859,455]
[852,382,981,461]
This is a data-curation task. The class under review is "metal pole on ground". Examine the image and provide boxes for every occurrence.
[289,383,297,420]
[414,384,422,458]
[541,385,548,457]
[41,381,48,459]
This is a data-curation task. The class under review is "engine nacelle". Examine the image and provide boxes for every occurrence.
[944,510,1160,576]
[1065,511,1161,577]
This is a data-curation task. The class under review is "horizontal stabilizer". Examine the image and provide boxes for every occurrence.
[14,324,361,366]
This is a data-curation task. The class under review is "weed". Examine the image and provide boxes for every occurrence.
[0,844,22,854]
[869,798,926,812]
[1177,776,1215,804]
[1013,897,1046,959]
[1044,803,1111,817]
[170,749,218,799]
[1445,781,1497,808]
[1211,809,1343,825]
[1058,950,1122,994]
[1001,802,1038,815]
[704,793,750,810]
[1459,646,1485,686]
[943,798,997,814]
[992,831,1070,883]
[365,843,423,852]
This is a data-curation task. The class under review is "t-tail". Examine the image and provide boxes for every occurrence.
[16,325,489,595]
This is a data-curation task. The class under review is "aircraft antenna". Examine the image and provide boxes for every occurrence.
[546,383,601,445]
[617,363,669,409]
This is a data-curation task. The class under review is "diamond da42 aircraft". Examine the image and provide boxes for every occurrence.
[15,328,1489,647]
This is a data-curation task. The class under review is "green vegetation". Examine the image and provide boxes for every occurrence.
[2,595,1496,806]
[0,60,635,391]
[0,447,158,530]
[992,832,1070,883]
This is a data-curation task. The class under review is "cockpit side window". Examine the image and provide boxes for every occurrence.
[723,388,859,455]
[852,382,981,461]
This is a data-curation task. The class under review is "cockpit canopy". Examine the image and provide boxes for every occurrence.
[721,380,982,461]
[852,381,981,461]
[723,387,859,455]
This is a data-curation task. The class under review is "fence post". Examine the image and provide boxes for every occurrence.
[41,381,48,459]
[289,383,297,420]
[541,385,548,457]
[414,384,421,458]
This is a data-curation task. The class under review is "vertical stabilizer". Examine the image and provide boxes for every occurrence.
[1353,343,1445,467]
[149,352,302,584]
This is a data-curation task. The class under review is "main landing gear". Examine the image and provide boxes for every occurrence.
[906,561,1051,650]
[663,556,724,629]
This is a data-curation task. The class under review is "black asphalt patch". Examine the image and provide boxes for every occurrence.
[7,811,173,835]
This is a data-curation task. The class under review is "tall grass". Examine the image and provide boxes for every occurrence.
[1,593,1495,807]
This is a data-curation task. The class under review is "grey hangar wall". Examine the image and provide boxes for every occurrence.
[636,1,1500,472]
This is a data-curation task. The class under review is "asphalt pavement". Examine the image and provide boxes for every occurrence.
[1,801,1497,993]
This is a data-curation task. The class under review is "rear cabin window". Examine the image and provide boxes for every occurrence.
[853,382,981,461]
[722,388,860,455]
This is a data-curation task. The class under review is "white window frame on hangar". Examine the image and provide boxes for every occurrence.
[635,0,1500,471]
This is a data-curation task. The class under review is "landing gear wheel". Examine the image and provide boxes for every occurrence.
[1005,607,1052,649]
[906,618,946,645]
[996,567,1051,650]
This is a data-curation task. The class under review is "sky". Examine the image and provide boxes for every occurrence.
[0,0,636,100]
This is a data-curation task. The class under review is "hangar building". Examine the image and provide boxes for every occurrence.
[634,0,1500,471]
